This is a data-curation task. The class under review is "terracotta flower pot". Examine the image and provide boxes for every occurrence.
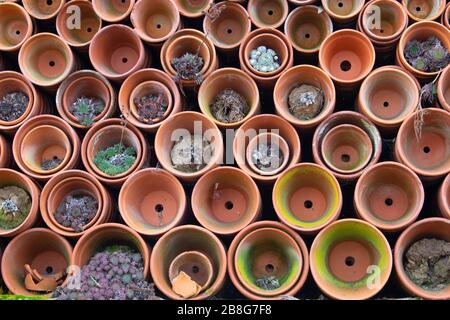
[56,0,102,51]
[443,2,450,29]
[118,68,182,133]
[130,0,180,46]
[150,225,227,300]
[89,25,149,83]
[355,162,424,232]
[22,0,65,21]
[395,108,450,182]
[198,68,260,129]
[0,135,11,168]
[173,0,213,18]
[357,66,420,136]
[56,70,116,130]
[92,0,135,23]
[129,81,173,123]
[192,166,261,235]
[288,0,318,5]
[312,111,382,183]
[321,0,364,24]
[228,221,309,300]
[119,168,187,237]
[0,168,40,237]
[239,28,294,88]
[319,29,375,89]
[233,114,301,184]
[247,0,289,29]
[394,218,450,299]
[0,2,33,52]
[73,223,151,280]
[13,115,81,182]
[40,170,113,238]
[273,65,336,131]
[402,0,446,22]
[18,33,76,90]
[81,118,149,188]
[1,228,72,296]
[438,173,449,219]
[203,2,251,52]
[437,64,450,112]
[284,5,333,55]
[154,111,224,184]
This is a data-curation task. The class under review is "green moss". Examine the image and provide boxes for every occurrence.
[93,143,136,176]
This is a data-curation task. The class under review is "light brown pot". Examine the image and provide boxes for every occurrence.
[284,5,333,55]
[13,115,81,182]
[150,225,227,300]
[394,217,450,299]
[92,0,135,23]
[40,170,113,238]
[22,0,65,21]
[355,162,424,233]
[129,81,173,123]
[437,64,450,112]
[192,166,261,235]
[402,0,446,22]
[0,168,40,237]
[321,0,364,24]
[0,2,33,52]
[395,108,450,182]
[173,0,213,18]
[154,111,224,184]
[247,0,289,29]
[443,2,450,29]
[288,0,317,4]
[0,135,11,168]
[119,168,187,237]
[56,70,116,130]
[438,173,449,219]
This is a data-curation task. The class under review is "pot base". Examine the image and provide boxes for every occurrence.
[30,251,68,279]
[210,187,248,224]
[289,188,327,222]
[368,184,409,221]
[140,191,178,227]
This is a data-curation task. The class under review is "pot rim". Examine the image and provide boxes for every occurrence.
[22,0,65,20]
[322,0,365,22]
[173,0,213,18]
[401,0,447,22]
[247,0,289,29]
[91,0,135,23]
[0,77,34,126]
[0,2,34,52]
[438,173,450,218]
[437,64,450,112]
[168,250,214,290]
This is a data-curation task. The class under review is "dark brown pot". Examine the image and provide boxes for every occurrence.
[0,2,34,53]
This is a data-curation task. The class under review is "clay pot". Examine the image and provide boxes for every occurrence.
[239,28,294,88]
[443,2,450,29]
[355,162,424,232]
[395,108,450,182]
[312,111,382,183]
[0,2,33,52]
[56,70,116,130]
[129,81,173,123]
[73,223,151,279]
[273,65,336,131]
[22,0,65,21]
[233,114,301,184]
[81,118,148,188]
[288,0,319,5]
[19,33,76,90]
[247,0,289,29]
[321,0,364,24]
[438,173,449,219]
[119,168,187,237]
[198,68,260,129]
[154,111,224,183]
[319,29,375,89]
[118,68,182,133]
[437,64,450,112]
[1,228,72,296]
[402,0,446,22]
[0,135,11,168]
[203,2,251,51]
[0,168,40,237]
[150,225,227,300]
[89,25,149,83]
[284,5,333,55]
[228,221,309,300]
[40,170,113,238]
[130,0,180,46]
[394,217,450,299]
[192,166,261,235]
[56,0,102,51]
[397,21,450,81]
[92,0,135,23]
[357,66,420,136]
[173,0,213,18]
[160,29,217,88]
[13,115,81,182]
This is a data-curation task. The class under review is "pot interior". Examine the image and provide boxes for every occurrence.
[174,0,211,15]
[25,0,64,18]
[325,0,364,16]
[58,2,101,45]
[248,0,286,27]
[169,251,213,288]
[93,0,133,19]
[363,2,405,38]
[0,4,31,49]
[207,4,249,47]
[405,0,442,20]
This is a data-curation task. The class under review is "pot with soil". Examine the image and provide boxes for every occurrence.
[247,0,289,29]
[354,162,424,233]
[56,70,116,130]
[0,135,11,168]
[228,221,309,300]
[284,5,333,55]
[395,108,450,182]
[274,65,336,131]
[0,2,33,53]
[438,173,449,219]
[119,168,187,237]
[154,111,224,183]
[92,0,135,23]
[81,119,148,188]
[394,217,450,299]
[1,228,72,297]
[321,0,364,24]
[150,225,227,300]
[192,166,261,235]
[22,0,65,21]
[437,64,450,112]
[233,114,301,184]
[402,0,446,22]
[198,68,260,129]
[173,0,213,18]
[0,168,40,238]
[118,68,182,133]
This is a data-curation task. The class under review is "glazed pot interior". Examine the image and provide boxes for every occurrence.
[92,0,133,20]
[363,1,405,39]
[324,0,364,17]
[23,0,64,19]
[248,0,287,27]
[405,0,442,20]
[0,3,32,50]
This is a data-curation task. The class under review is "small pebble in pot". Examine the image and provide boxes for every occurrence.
[249,46,280,73]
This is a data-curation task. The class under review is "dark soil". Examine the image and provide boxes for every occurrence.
[41,158,63,171]
[405,37,450,72]
[0,186,31,230]
[250,143,284,173]
[0,91,29,122]
[133,93,168,124]
[93,143,137,176]
[171,52,204,84]
[171,134,213,173]
[210,89,249,123]
[69,96,105,126]
[54,194,98,232]
[288,84,324,120]
[404,238,450,291]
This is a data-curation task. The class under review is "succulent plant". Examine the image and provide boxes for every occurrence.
[69,96,105,127]
[93,143,137,176]
[171,53,204,85]
[405,37,450,72]
[0,91,29,122]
